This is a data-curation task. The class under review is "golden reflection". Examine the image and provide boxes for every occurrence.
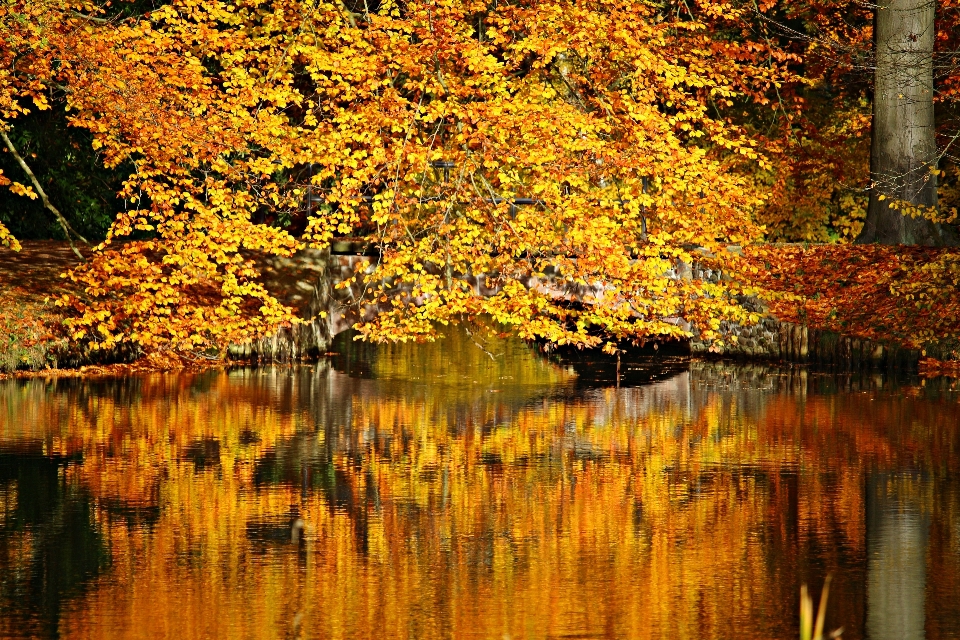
[0,335,959,640]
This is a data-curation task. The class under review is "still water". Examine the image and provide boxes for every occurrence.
[1,328,958,640]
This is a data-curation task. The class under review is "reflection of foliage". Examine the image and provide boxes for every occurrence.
[368,323,575,395]
[1,351,958,638]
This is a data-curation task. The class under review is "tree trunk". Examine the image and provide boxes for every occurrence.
[857,0,945,245]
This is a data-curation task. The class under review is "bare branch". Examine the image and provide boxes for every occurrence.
[69,10,111,24]
[1,129,89,259]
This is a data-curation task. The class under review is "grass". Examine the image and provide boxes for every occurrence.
[0,241,81,374]
[800,576,842,640]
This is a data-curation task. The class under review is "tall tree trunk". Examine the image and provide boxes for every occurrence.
[857,0,944,245]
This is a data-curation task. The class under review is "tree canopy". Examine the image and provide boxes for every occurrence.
[1,0,958,356]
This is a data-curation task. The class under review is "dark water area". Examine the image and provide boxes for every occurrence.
[0,327,958,639]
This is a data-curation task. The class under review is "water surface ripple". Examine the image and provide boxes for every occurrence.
[1,329,958,639]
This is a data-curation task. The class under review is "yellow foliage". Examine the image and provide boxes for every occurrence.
[8,181,37,199]
[0,220,19,251]
[756,93,871,243]
[5,0,796,353]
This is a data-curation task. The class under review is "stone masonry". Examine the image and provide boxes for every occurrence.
[233,244,934,370]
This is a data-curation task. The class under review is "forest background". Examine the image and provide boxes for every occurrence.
[1,0,959,370]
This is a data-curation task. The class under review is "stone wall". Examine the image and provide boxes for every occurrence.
[229,248,373,361]
[231,246,612,362]
[679,256,934,370]
[691,315,930,371]
[233,246,940,371]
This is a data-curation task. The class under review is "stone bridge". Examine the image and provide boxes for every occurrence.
[231,243,925,370]
[233,245,619,360]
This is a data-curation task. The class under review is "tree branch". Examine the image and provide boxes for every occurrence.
[69,11,111,24]
[1,130,89,259]
[337,1,358,29]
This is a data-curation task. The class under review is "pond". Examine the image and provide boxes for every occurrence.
[0,327,958,640]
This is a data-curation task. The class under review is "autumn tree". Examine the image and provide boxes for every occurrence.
[750,0,875,243]
[747,0,960,246]
[44,0,796,354]
[0,2,172,253]
[0,0,804,355]
[0,0,65,252]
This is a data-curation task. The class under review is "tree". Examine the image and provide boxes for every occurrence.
[0,2,171,254]
[857,0,948,245]
[1,1,825,355]
[0,0,65,252]
[41,0,790,355]
[741,0,874,243]
[0,92,130,246]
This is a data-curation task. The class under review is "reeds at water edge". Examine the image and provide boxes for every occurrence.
[800,575,843,640]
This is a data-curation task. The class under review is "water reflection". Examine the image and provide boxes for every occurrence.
[0,447,109,638]
[866,474,929,640]
[0,328,958,639]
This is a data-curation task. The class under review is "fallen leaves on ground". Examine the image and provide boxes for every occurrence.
[744,244,960,365]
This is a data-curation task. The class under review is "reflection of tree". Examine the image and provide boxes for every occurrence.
[0,342,958,639]
[0,446,109,639]
[866,473,929,640]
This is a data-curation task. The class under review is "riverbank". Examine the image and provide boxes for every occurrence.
[2,241,959,378]
[741,244,960,375]
[0,242,77,373]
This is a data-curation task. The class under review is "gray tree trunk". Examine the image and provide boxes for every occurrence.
[857,0,946,245]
